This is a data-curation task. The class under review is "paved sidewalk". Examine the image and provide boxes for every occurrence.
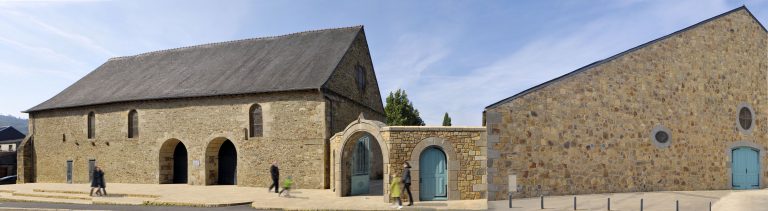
[0,183,486,210]
[488,189,768,211]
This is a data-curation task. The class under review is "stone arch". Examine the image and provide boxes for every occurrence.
[409,137,460,201]
[333,116,389,202]
[158,139,188,184]
[204,137,239,185]
[726,141,765,189]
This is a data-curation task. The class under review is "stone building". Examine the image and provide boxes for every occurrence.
[0,126,24,177]
[485,6,768,200]
[16,25,487,203]
[18,26,386,189]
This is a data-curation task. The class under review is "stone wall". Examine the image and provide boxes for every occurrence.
[322,27,387,188]
[383,126,487,201]
[330,117,486,202]
[23,90,329,188]
[485,9,768,200]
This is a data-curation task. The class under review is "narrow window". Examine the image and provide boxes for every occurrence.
[128,110,139,138]
[87,112,95,139]
[249,104,263,137]
[355,65,366,92]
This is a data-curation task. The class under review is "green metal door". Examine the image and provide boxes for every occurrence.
[420,147,447,201]
[732,147,760,189]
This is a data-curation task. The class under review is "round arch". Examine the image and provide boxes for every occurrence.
[409,137,460,201]
[158,138,188,184]
[204,137,239,185]
[333,116,389,202]
[726,141,765,189]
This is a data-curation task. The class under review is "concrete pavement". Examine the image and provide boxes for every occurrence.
[489,189,768,211]
[0,183,486,210]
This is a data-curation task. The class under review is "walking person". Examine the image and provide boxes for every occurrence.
[89,166,101,196]
[97,167,107,196]
[390,176,403,210]
[269,161,280,193]
[402,162,414,206]
[278,176,293,197]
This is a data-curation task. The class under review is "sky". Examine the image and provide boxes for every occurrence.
[1,0,767,126]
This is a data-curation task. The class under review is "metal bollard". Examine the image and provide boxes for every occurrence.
[540,195,544,209]
[676,200,679,211]
[508,193,512,208]
[573,196,576,210]
[608,197,611,211]
[709,201,712,211]
[640,198,644,211]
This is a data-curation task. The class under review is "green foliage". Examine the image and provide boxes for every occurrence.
[384,89,424,126]
[442,112,452,126]
[0,114,27,134]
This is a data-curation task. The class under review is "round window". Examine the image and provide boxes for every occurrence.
[737,103,755,133]
[739,107,753,130]
[650,125,671,148]
[654,131,669,143]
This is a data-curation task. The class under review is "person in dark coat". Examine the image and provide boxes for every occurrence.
[402,161,414,206]
[269,161,280,193]
[89,166,101,196]
[97,167,107,196]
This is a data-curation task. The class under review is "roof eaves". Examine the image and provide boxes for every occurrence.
[485,6,760,110]
[24,88,321,113]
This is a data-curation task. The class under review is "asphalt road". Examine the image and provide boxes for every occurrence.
[0,201,266,211]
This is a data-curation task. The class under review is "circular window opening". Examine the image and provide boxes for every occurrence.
[737,103,755,134]
[654,131,669,143]
[739,107,753,130]
[650,125,671,148]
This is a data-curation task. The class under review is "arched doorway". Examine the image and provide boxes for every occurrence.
[173,143,188,183]
[419,147,448,201]
[732,147,760,189]
[218,140,237,185]
[342,132,383,196]
[205,138,237,185]
[159,139,187,184]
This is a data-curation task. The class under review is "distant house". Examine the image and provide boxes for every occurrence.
[0,126,25,177]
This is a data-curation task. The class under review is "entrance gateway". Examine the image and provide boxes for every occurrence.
[732,147,760,189]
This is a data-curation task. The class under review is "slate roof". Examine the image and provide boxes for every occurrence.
[0,127,25,141]
[27,26,364,112]
[486,6,767,109]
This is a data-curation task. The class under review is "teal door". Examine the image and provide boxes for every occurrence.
[350,136,370,195]
[732,147,760,189]
[420,147,447,201]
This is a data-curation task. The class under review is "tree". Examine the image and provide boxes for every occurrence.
[442,112,452,126]
[385,89,425,126]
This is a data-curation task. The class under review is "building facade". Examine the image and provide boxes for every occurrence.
[485,7,768,200]
[0,126,24,177]
[18,26,385,189]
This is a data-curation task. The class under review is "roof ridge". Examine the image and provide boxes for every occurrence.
[108,25,364,61]
[485,6,761,109]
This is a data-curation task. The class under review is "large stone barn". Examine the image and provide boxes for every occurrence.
[16,25,488,203]
[484,6,768,200]
[18,26,386,189]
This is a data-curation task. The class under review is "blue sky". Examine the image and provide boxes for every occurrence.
[0,0,766,126]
